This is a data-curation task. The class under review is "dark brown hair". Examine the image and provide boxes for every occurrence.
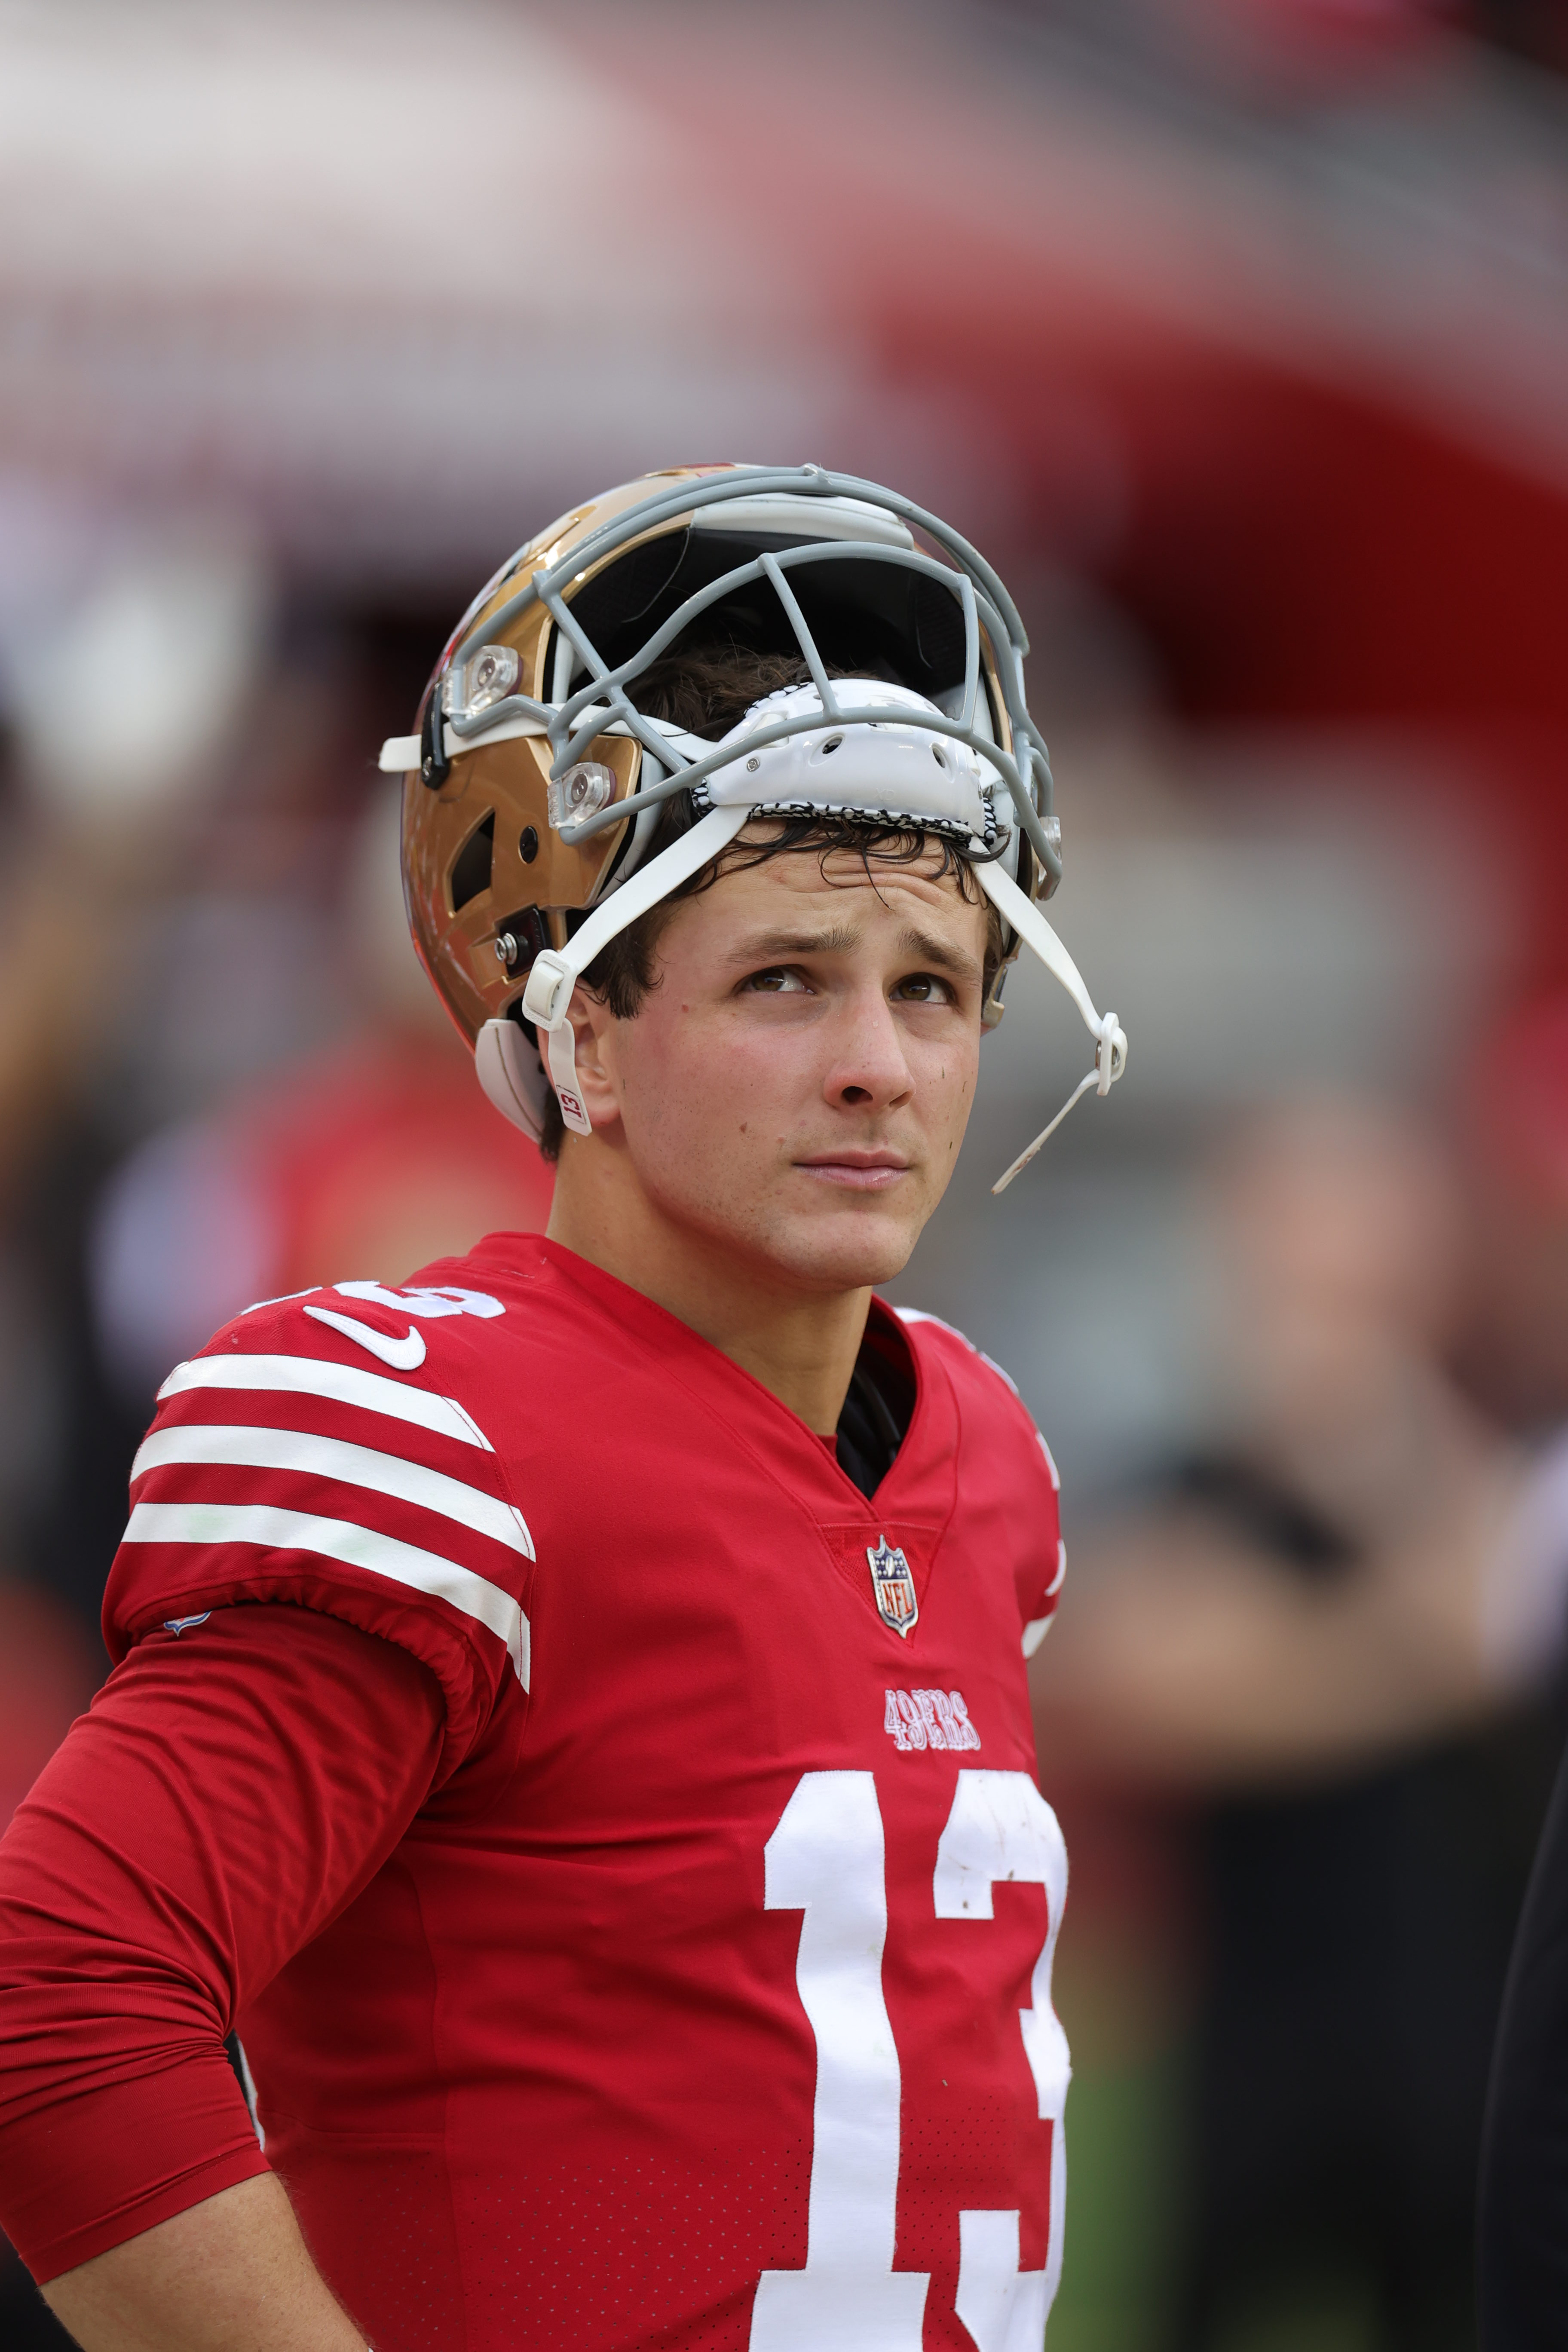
[534,645,1003,1159]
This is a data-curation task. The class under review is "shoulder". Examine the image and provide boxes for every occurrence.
[190,1236,575,1403]
[895,1308,1064,1656]
[159,1273,516,1455]
[892,1305,1020,1403]
[894,1307,1060,1490]
[105,1258,551,1760]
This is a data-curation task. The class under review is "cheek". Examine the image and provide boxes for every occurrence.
[907,1024,981,1118]
[616,1004,808,1145]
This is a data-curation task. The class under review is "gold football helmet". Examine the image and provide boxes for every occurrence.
[381,463,1125,1190]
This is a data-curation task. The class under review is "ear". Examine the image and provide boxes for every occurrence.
[561,985,624,1135]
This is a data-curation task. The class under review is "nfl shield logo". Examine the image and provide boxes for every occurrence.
[867,1536,919,1638]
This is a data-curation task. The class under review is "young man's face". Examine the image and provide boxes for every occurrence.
[570,834,990,1295]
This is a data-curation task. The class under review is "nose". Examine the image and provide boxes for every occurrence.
[822,983,915,1115]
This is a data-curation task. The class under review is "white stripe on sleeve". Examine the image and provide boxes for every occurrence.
[159,1353,492,1450]
[122,1500,530,1687]
[131,1424,534,1561]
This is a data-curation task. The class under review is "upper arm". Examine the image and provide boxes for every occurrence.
[0,1605,443,2281]
[1,1604,444,2019]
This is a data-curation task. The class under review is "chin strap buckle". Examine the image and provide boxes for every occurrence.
[521,949,573,1031]
[516,949,592,1136]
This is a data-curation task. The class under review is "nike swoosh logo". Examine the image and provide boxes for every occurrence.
[303,1305,427,1370]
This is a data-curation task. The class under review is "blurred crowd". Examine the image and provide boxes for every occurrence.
[1028,1092,1568,2346]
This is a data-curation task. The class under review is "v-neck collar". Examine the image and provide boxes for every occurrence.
[471,1233,930,1516]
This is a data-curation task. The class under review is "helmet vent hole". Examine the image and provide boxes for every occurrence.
[932,744,947,768]
[822,735,843,754]
[449,811,496,910]
[520,826,539,864]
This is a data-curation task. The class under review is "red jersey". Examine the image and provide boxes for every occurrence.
[67,1235,1068,2349]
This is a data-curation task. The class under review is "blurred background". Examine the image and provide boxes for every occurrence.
[2,0,1567,2345]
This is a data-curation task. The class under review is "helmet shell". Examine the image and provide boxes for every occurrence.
[399,465,1022,1051]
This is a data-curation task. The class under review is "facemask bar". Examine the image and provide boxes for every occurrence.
[537,554,1018,851]
[439,463,1063,896]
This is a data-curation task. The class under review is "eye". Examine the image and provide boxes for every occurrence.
[892,972,956,1005]
[740,965,812,996]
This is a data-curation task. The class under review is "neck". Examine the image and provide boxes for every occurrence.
[545,1149,871,1434]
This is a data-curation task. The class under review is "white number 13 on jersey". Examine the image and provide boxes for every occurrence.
[750,1770,1070,2352]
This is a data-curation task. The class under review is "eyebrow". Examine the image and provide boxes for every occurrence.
[726,921,982,985]
[897,923,983,984]
[725,924,863,966]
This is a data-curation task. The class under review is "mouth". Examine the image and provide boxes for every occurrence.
[793,1149,912,1193]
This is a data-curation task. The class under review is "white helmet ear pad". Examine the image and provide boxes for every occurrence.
[475,1017,551,1143]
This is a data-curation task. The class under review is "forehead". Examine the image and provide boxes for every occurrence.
[678,836,987,946]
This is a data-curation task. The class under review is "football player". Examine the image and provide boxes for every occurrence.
[0,464,1125,2351]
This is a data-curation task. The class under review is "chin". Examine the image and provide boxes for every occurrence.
[763,1206,922,1293]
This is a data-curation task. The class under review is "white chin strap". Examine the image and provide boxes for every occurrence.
[973,855,1127,1194]
[476,802,1126,1188]
[512,806,751,1136]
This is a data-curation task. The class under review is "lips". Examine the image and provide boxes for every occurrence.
[795,1150,911,1190]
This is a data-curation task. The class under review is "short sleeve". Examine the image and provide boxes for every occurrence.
[103,1292,534,1771]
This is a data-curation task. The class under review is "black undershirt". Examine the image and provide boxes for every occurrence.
[833,1324,915,1499]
